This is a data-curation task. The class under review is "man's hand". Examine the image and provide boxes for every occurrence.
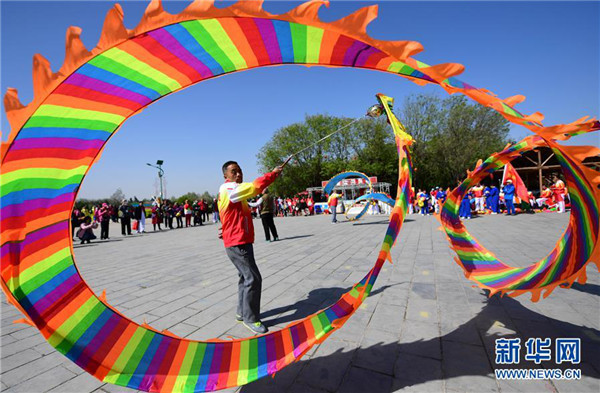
[281,155,293,168]
[217,226,223,239]
[272,165,284,176]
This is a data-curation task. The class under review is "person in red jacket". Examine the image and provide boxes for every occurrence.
[218,161,283,334]
[552,174,567,213]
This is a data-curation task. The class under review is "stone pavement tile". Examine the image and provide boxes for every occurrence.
[435,281,465,295]
[496,377,557,393]
[393,353,443,392]
[184,308,226,328]
[48,371,105,392]
[405,298,437,323]
[1,331,46,359]
[7,326,42,341]
[1,334,18,346]
[328,310,371,344]
[369,304,405,335]
[501,302,553,323]
[511,318,564,342]
[32,340,58,356]
[186,314,237,340]
[445,375,499,393]
[240,360,305,393]
[123,300,167,319]
[472,304,519,333]
[146,295,198,317]
[392,379,445,392]
[108,293,138,306]
[297,338,358,392]
[130,313,160,326]
[353,328,399,376]
[379,289,410,308]
[568,303,600,328]
[412,270,435,284]
[552,363,600,392]
[111,291,160,309]
[158,286,203,303]
[287,382,329,393]
[1,348,43,373]
[168,322,202,338]
[437,290,470,306]
[442,340,498,392]
[440,320,485,347]
[438,306,477,331]
[338,366,393,393]
[3,365,77,392]
[411,282,436,300]
[146,306,199,331]
[223,322,252,340]
[398,320,441,360]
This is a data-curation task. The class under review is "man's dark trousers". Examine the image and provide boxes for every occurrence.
[260,213,278,241]
[225,244,262,323]
[121,218,131,235]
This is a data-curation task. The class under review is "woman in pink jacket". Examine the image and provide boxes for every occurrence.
[77,216,98,244]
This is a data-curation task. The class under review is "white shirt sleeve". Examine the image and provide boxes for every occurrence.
[248,197,263,208]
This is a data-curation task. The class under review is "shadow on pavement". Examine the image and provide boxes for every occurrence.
[72,243,98,248]
[262,285,394,328]
[277,235,314,241]
[72,238,124,248]
[568,282,600,297]
[352,219,414,226]
[243,293,600,393]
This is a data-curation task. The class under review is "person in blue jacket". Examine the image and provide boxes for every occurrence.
[502,179,516,215]
[436,188,447,213]
[488,185,499,214]
[484,186,491,212]
[459,191,473,219]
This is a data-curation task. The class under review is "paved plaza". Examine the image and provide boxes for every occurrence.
[1,212,599,392]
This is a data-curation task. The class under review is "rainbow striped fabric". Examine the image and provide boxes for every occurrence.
[0,92,412,392]
[440,133,600,301]
[1,1,598,391]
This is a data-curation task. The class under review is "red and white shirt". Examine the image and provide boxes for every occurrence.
[218,171,278,248]
[552,180,566,202]
[472,185,484,198]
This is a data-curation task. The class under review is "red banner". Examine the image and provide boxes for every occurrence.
[502,163,529,202]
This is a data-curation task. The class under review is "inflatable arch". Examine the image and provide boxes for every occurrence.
[323,171,395,221]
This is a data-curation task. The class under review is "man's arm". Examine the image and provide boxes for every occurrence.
[248,197,263,208]
[229,167,282,203]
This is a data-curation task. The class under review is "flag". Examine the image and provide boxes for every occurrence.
[502,162,529,202]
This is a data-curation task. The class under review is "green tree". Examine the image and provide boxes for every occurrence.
[257,95,510,197]
[257,114,395,196]
[175,191,215,204]
[176,192,200,204]
[398,94,510,189]
[109,188,126,204]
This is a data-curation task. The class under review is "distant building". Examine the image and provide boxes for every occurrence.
[306,175,392,202]
[494,147,600,193]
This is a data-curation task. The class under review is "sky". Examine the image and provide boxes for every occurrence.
[1,1,598,199]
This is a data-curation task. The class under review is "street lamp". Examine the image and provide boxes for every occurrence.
[146,160,165,199]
